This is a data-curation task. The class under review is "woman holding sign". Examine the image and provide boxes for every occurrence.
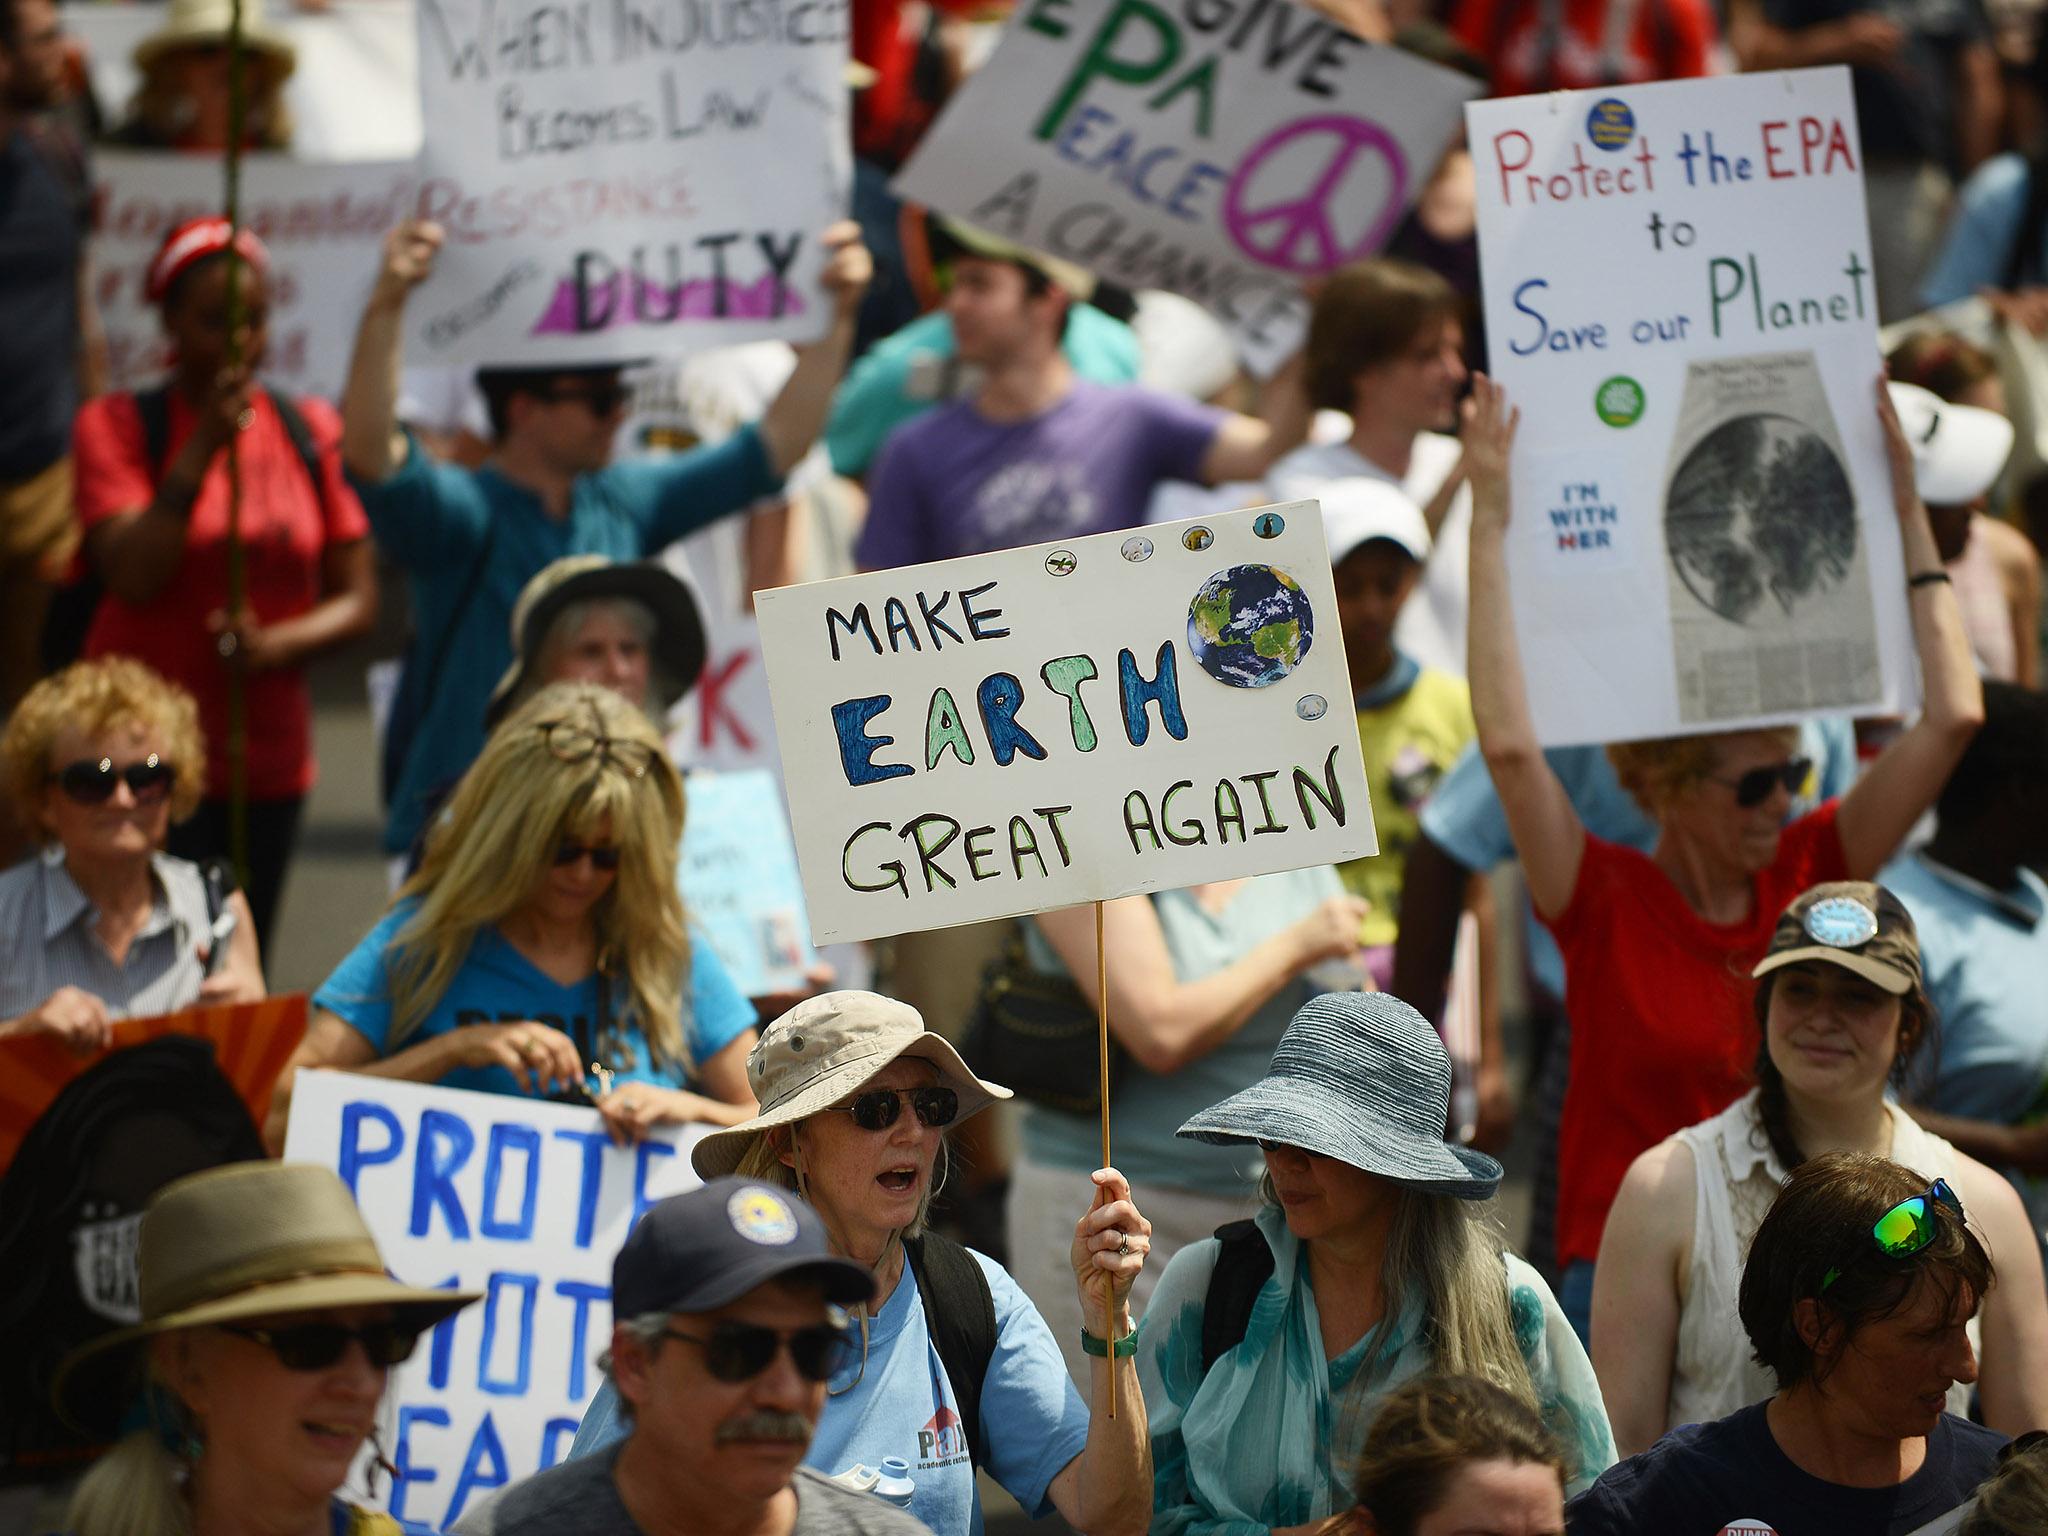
[1462,373,1984,1344]
[266,683,758,1150]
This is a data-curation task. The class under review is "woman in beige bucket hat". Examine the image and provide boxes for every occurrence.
[566,990,1158,1535]
[56,1161,478,1536]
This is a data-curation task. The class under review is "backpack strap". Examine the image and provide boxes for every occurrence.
[266,390,327,507]
[136,383,173,477]
[1199,1219,1277,1375]
[901,1231,997,1477]
[2006,154,2048,293]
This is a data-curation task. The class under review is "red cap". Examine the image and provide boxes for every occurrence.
[145,217,270,306]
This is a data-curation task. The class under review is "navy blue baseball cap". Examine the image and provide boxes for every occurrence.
[613,1178,874,1317]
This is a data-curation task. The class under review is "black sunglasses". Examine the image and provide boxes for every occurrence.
[540,380,630,417]
[554,840,621,871]
[826,1086,959,1133]
[220,1319,424,1372]
[663,1320,852,1384]
[1713,756,1812,809]
[537,717,654,780]
[50,755,176,805]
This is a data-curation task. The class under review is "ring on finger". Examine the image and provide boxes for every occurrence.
[1117,1234,1131,1257]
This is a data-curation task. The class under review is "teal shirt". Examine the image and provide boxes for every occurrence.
[1018,867,1342,1194]
[1140,1205,1617,1535]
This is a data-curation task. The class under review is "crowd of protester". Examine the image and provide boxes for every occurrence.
[4,0,2048,1532]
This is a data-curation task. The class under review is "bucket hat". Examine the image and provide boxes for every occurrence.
[484,556,708,729]
[134,0,296,74]
[1753,881,1921,996]
[53,1162,479,1434]
[692,992,1011,1178]
[1178,992,1502,1200]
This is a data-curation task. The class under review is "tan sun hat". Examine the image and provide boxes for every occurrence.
[936,218,1098,304]
[691,992,1012,1178]
[133,0,297,74]
[54,1162,479,1435]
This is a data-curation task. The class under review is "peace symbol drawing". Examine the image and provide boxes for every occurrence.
[1222,115,1410,276]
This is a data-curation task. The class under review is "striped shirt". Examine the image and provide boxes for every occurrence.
[0,850,213,1021]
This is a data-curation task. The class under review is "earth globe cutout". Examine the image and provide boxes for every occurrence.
[1187,564,1315,688]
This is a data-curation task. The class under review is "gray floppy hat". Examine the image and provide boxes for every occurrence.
[1178,992,1502,1200]
[485,556,708,729]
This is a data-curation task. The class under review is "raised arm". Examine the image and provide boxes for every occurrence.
[1463,375,1586,919]
[341,222,443,484]
[1032,888,1369,1077]
[1199,350,1310,487]
[756,222,872,478]
[1836,380,1985,876]
[1591,1138,1696,1458]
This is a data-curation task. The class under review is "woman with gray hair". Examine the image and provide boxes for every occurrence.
[567,991,1155,1536]
[1140,991,1614,1535]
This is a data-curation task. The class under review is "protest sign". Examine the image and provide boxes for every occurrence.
[756,501,1377,944]
[95,151,416,398]
[680,768,818,996]
[402,0,852,366]
[892,0,1478,370]
[282,1070,707,1532]
[1469,69,1915,746]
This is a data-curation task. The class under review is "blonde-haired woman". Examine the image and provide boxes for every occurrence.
[57,1161,476,1536]
[266,683,756,1150]
[0,656,262,1047]
[1141,993,1614,1536]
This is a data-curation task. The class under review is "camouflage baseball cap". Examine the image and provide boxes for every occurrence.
[1753,882,1921,996]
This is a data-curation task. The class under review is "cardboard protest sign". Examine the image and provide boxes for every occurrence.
[756,502,1376,944]
[403,0,851,366]
[680,768,818,996]
[1469,69,1915,746]
[0,993,307,1172]
[892,0,1478,370]
[95,152,416,398]
[282,1071,706,1532]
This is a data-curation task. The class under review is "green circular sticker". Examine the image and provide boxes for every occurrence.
[1595,376,1645,427]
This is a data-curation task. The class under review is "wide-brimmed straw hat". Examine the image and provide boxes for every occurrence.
[692,992,1011,1178]
[134,0,297,74]
[1178,992,1503,1200]
[54,1163,479,1435]
[484,556,708,729]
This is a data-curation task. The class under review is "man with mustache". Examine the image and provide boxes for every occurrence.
[457,1178,932,1535]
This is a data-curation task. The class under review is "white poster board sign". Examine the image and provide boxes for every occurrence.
[281,1071,706,1533]
[892,0,1478,370]
[403,0,852,366]
[1469,68,1913,746]
[680,769,818,996]
[756,501,1376,944]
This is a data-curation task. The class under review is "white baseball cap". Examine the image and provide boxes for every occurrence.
[1888,382,2014,507]
[1320,478,1432,565]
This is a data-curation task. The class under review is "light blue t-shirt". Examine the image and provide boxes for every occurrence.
[1019,867,1344,1193]
[1419,720,1857,998]
[569,1248,1091,1536]
[312,900,756,1099]
[1921,153,2038,308]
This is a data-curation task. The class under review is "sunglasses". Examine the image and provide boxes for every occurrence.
[663,1320,852,1384]
[825,1086,959,1133]
[553,840,621,871]
[50,755,176,806]
[220,1319,425,1371]
[1821,1178,1965,1291]
[537,717,655,780]
[540,380,631,417]
[1712,756,1812,809]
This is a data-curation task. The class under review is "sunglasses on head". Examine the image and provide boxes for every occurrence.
[553,840,621,871]
[1714,756,1813,809]
[220,1319,425,1371]
[826,1086,959,1133]
[664,1319,852,1384]
[537,717,654,780]
[1821,1177,1965,1291]
[50,755,176,806]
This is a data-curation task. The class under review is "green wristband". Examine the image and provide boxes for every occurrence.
[1080,1326,1137,1358]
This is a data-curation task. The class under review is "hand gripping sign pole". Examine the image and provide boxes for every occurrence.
[1096,897,1115,1419]
[220,0,250,886]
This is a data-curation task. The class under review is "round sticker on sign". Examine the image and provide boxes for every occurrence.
[728,1187,800,1246]
[1596,376,1646,427]
[1587,98,1636,151]
[1716,1522,1781,1536]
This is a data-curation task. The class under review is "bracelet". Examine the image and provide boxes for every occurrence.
[1080,1325,1137,1358]
[1908,570,1952,589]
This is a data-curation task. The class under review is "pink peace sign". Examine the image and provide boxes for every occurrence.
[1223,115,1410,276]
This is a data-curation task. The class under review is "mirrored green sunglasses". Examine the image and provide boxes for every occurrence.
[1821,1178,1965,1291]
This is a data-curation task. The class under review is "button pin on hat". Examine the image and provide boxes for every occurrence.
[727,1187,800,1246]
[1805,896,1879,948]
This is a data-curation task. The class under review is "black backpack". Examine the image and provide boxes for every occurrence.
[1199,1219,1278,1374]
[901,1231,998,1476]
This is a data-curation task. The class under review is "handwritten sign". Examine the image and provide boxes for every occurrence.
[1469,69,1915,746]
[756,501,1376,944]
[680,769,817,996]
[403,0,852,365]
[282,1071,706,1532]
[892,0,1477,370]
[94,152,414,399]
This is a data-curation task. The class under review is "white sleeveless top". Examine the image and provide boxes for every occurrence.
[1667,1090,1978,1432]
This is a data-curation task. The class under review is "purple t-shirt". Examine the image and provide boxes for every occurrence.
[855,378,1227,569]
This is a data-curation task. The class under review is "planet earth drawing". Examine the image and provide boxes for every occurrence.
[1187,564,1315,688]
